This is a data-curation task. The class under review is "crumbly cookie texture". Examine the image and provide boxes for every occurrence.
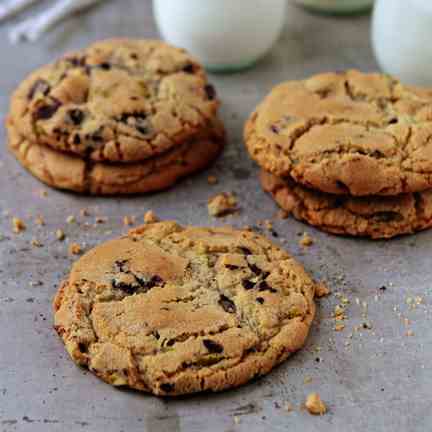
[9,38,219,162]
[7,117,224,195]
[245,70,432,196]
[260,170,432,239]
[53,222,316,396]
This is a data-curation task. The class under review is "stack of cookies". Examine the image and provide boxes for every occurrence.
[245,70,432,239]
[6,39,224,195]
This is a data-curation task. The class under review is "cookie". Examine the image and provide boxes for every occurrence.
[53,221,316,396]
[8,38,219,162]
[245,70,432,196]
[261,170,432,239]
[7,118,224,195]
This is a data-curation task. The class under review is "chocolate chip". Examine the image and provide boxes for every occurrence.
[203,339,224,354]
[27,79,50,100]
[73,134,81,145]
[166,339,175,347]
[78,343,88,353]
[66,56,86,67]
[238,247,252,255]
[374,211,402,222]
[111,279,139,295]
[182,63,195,73]
[242,279,255,290]
[160,383,175,393]
[130,53,138,60]
[219,294,236,313]
[258,281,276,293]
[248,263,262,275]
[270,125,279,134]
[379,285,387,291]
[204,84,216,100]
[114,259,129,272]
[152,330,160,340]
[68,109,84,125]
[256,297,265,304]
[33,99,61,121]
[388,117,398,124]
[99,62,111,70]
[135,274,165,291]
[270,229,279,238]
[225,264,239,270]
[335,180,350,193]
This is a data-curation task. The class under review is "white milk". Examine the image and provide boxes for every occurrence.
[293,0,373,14]
[372,0,432,86]
[153,0,286,72]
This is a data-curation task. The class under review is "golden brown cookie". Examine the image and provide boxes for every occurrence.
[53,221,317,396]
[245,70,432,196]
[7,118,224,195]
[9,38,219,162]
[261,170,432,239]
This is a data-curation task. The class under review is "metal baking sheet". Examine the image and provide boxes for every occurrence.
[0,2,430,431]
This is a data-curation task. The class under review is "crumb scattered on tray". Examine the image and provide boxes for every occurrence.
[299,232,314,247]
[144,210,159,224]
[123,215,135,226]
[315,282,331,298]
[305,393,327,415]
[284,401,293,412]
[35,215,45,226]
[207,175,218,185]
[31,238,43,248]
[208,192,238,217]
[55,229,65,241]
[39,189,48,198]
[12,217,26,233]
[80,208,90,217]
[66,215,76,224]
[95,217,107,224]
[68,242,82,255]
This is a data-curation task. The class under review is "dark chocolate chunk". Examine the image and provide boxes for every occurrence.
[68,109,84,125]
[160,383,175,393]
[28,79,51,100]
[242,279,255,290]
[135,274,165,291]
[111,278,139,295]
[248,263,262,275]
[256,297,265,304]
[99,62,111,70]
[238,247,252,255]
[257,280,277,293]
[130,53,138,60]
[270,125,279,134]
[73,134,81,145]
[204,84,216,100]
[219,294,236,313]
[182,63,195,73]
[78,342,88,353]
[388,117,398,124]
[203,339,224,354]
[66,56,86,67]
[225,264,239,270]
[379,285,387,291]
[33,99,61,121]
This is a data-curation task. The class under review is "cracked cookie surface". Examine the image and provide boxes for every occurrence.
[8,38,219,162]
[261,170,432,239]
[53,221,316,396]
[245,70,432,196]
[7,117,224,195]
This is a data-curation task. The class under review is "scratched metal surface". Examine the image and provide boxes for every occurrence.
[0,2,431,431]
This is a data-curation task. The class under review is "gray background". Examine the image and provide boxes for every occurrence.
[0,1,430,431]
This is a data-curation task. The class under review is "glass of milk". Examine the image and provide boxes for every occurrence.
[372,0,432,86]
[293,0,373,15]
[153,0,286,72]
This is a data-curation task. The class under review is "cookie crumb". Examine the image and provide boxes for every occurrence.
[144,210,159,224]
[233,415,240,425]
[207,175,218,185]
[208,192,238,217]
[303,376,313,385]
[31,238,43,248]
[299,233,313,247]
[12,217,26,233]
[29,280,43,287]
[406,330,414,337]
[334,323,345,332]
[305,393,327,415]
[68,242,82,255]
[95,217,107,224]
[315,282,331,298]
[55,229,66,241]
[35,215,45,226]
[285,401,293,412]
[80,208,90,217]
[123,216,135,226]
[277,209,289,219]
[66,215,76,224]
[39,189,48,198]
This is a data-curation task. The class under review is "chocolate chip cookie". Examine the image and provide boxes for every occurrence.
[9,38,219,162]
[261,170,432,239]
[53,222,317,396]
[245,70,432,196]
[7,117,224,195]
